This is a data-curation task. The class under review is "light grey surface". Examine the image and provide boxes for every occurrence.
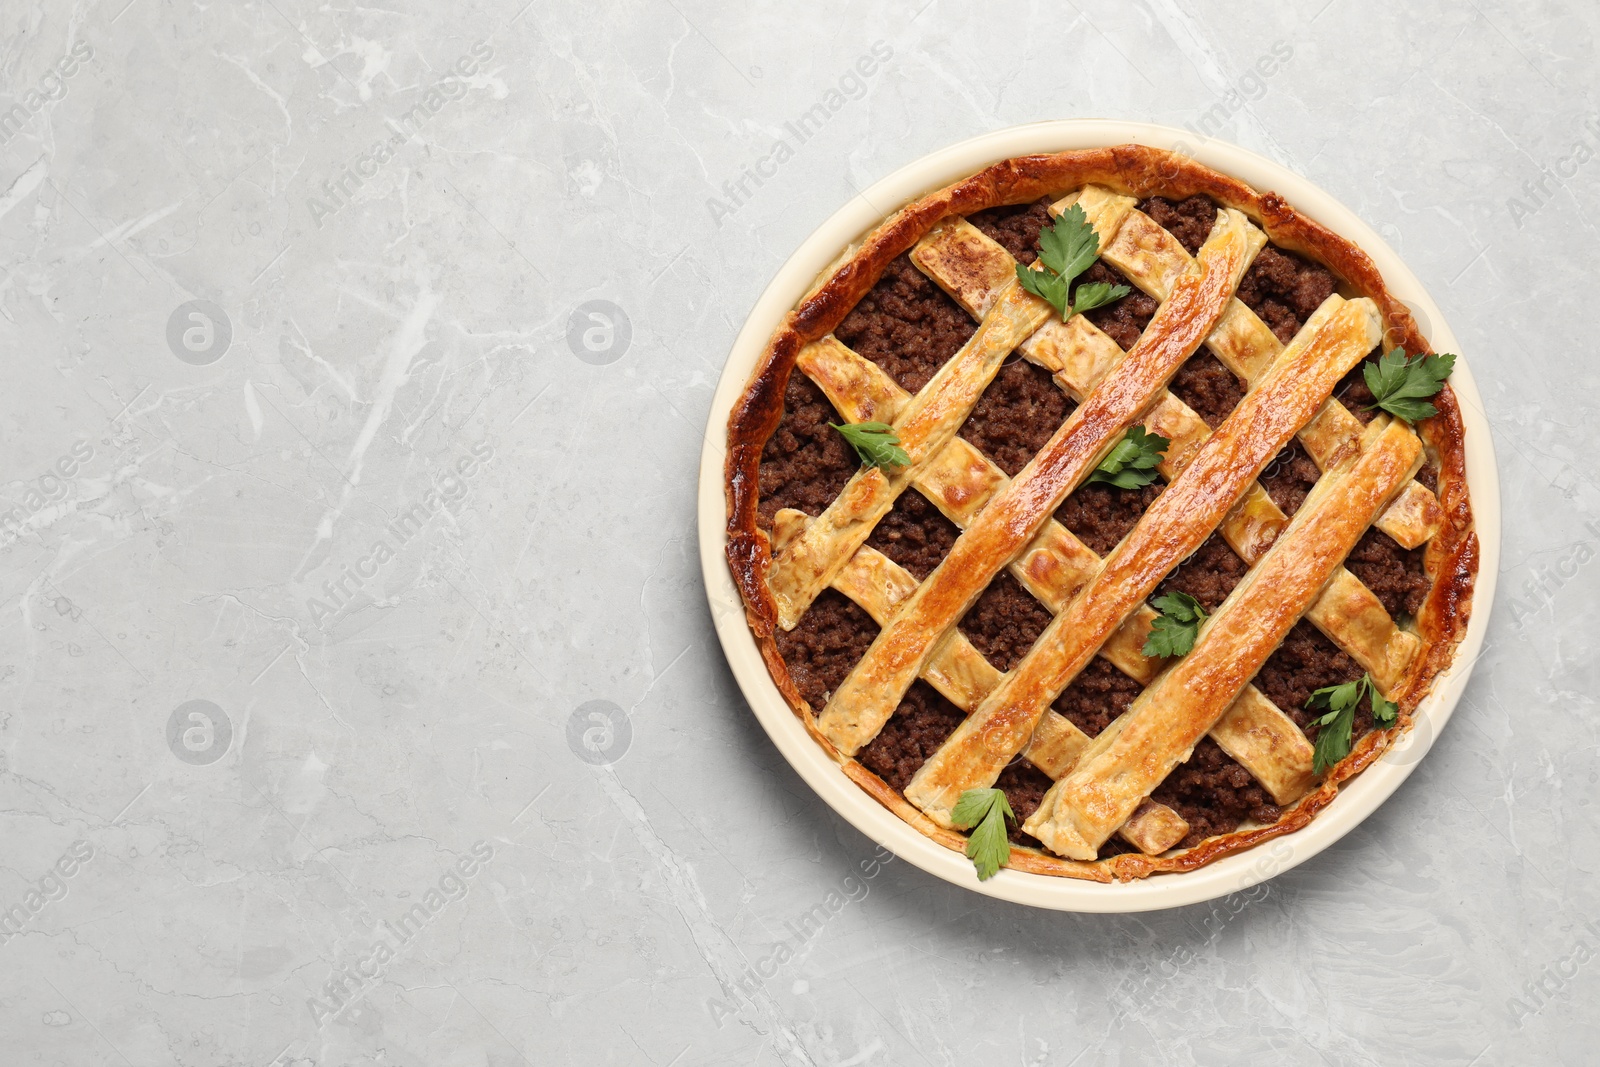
[0,0,1593,1064]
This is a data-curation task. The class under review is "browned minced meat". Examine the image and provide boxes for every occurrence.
[995,760,1054,846]
[855,680,964,793]
[966,198,1054,264]
[958,572,1051,672]
[835,253,974,394]
[865,488,958,581]
[1168,352,1245,428]
[1258,440,1429,621]
[757,373,857,528]
[773,589,878,710]
[1138,195,1218,256]
[1332,349,1382,422]
[967,197,1156,354]
[1155,533,1247,613]
[1258,440,1321,518]
[1082,261,1156,350]
[1346,527,1429,619]
[960,357,1075,477]
[1052,657,1143,739]
[1151,738,1282,848]
[1056,481,1164,556]
[1253,620,1369,733]
[1235,246,1338,345]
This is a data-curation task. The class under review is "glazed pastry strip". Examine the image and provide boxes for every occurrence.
[768,280,1054,631]
[770,508,1192,854]
[1079,186,1443,550]
[903,297,1380,825]
[816,210,1256,758]
[1023,416,1424,859]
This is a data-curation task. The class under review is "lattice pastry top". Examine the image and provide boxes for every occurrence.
[724,145,1477,883]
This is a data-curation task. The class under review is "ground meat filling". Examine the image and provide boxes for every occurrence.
[958,572,1052,673]
[757,372,858,528]
[1253,620,1370,734]
[960,357,1075,476]
[1258,440,1322,518]
[1139,195,1217,255]
[1169,352,1246,428]
[966,198,1055,264]
[1056,481,1164,556]
[865,488,958,581]
[1257,439,1429,621]
[855,681,964,793]
[1155,533,1248,613]
[1346,527,1429,619]
[1151,738,1282,849]
[835,252,974,393]
[773,589,878,711]
[1332,349,1383,422]
[1052,657,1143,739]
[995,760,1054,846]
[1235,246,1338,345]
[1082,261,1157,350]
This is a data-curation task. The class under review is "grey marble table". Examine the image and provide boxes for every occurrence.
[0,0,1594,1064]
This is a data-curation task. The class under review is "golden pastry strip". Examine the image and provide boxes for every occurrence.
[816,209,1256,758]
[768,280,1054,631]
[1024,416,1424,859]
[903,297,1378,824]
[1078,187,1443,550]
[771,507,1191,852]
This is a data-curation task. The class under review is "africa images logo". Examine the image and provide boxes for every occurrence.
[303,441,495,627]
[304,40,495,230]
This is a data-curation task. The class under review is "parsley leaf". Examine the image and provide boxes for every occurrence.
[1012,204,1125,321]
[1069,280,1132,316]
[1370,686,1398,727]
[832,421,910,470]
[1014,262,1069,315]
[1142,591,1208,658]
[1306,673,1398,774]
[1087,425,1169,489]
[1361,348,1457,424]
[950,787,1016,881]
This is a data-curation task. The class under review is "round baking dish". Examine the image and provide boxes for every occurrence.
[697,120,1499,912]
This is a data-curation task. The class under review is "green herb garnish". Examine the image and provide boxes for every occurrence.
[1306,673,1399,775]
[1087,425,1168,489]
[832,421,910,470]
[1142,591,1208,658]
[1013,203,1130,321]
[950,787,1015,881]
[1362,348,1457,424]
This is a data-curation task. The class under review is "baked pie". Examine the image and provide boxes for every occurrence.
[723,145,1477,882]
